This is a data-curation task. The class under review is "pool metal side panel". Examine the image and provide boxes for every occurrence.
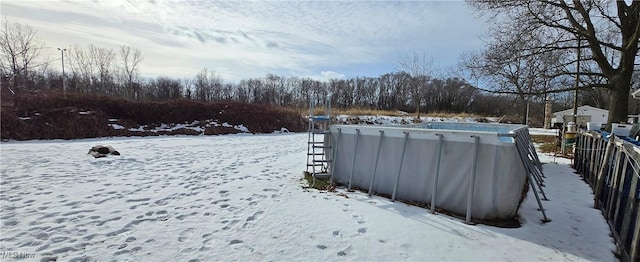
[329,125,528,220]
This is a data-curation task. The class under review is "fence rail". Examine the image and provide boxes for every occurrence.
[575,131,640,262]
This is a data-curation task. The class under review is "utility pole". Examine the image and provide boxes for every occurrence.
[57,48,66,95]
[573,36,581,121]
[544,94,552,129]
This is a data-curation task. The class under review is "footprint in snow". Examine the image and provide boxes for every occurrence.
[212,199,230,204]
[178,228,196,242]
[229,239,243,245]
[247,211,263,221]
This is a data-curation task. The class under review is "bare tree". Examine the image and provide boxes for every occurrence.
[0,19,44,90]
[151,76,182,100]
[461,30,567,124]
[247,78,263,103]
[194,68,223,102]
[119,46,143,99]
[181,78,194,100]
[89,44,115,95]
[468,0,640,128]
[396,52,434,118]
[67,44,118,95]
[68,44,94,93]
[264,74,283,105]
[194,68,209,102]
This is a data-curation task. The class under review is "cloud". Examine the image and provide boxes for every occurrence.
[265,40,279,48]
[320,71,346,80]
[193,31,206,44]
[1,0,488,81]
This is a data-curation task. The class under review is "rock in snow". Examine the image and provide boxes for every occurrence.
[88,145,120,158]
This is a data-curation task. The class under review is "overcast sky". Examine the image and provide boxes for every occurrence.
[2,0,488,81]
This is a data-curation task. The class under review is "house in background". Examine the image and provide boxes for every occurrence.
[552,105,609,128]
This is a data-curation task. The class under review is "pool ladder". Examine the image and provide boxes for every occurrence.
[307,95,333,187]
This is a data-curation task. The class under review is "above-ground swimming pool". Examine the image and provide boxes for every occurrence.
[326,122,543,221]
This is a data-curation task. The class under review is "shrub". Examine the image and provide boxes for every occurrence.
[1,90,306,140]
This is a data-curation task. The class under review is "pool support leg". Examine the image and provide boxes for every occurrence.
[431,134,444,214]
[368,130,385,196]
[466,135,480,224]
[391,132,409,202]
[329,128,342,185]
[348,129,360,190]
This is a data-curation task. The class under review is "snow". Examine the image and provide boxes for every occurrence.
[219,122,249,133]
[333,115,490,126]
[233,124,250,133]
[108,124,125,130]
[278,127,290,133]
[127,125,147,132]
[0,133,617,261]
[118,120,252,134]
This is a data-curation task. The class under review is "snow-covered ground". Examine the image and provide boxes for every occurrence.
[110,119,251,134]
[0,133,617,261]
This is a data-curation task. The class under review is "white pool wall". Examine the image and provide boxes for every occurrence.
[328,123,529,220]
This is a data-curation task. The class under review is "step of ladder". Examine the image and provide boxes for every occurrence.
[313,145,331,149]
[306,163,325,167]
[312,172,332,179]
[313,159,332,163]
[308,141,324,144]
[310,116,331,121]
